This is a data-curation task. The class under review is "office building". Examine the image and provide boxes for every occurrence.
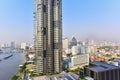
[62,38,69,50]
[34,0,62,74]
[11,41,16,49]
[72,46,79,55]
[20,43,27,50]
[77,43,86,54]
[71,37,77,46]
[69,37,77,49]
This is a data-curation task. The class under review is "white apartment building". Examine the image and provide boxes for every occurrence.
[71,54,89,67]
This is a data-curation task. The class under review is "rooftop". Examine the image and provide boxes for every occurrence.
[33,73,79,80]
[87,61,119,72]
[33,76,49,80]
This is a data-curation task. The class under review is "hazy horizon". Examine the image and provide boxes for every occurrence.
[0,0,120,44]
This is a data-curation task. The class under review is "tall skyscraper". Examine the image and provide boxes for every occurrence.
[34,0,62,74]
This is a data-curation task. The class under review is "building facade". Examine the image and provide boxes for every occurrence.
[34,0,62,74]
[71,54,89,67]
[20,43,27,50]
[72,46,79,55]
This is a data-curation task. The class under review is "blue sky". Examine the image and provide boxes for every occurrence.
[0,0,120,43]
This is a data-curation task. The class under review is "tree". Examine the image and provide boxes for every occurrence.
[29,71,35,78]
[80,75,85,80]
[23,69,29,73]
[74,67,82,72]
[67,53,72,57]
[64,68,71,72]
[17,77,22,80]
[25,54,29,61]
[11,75,18,80]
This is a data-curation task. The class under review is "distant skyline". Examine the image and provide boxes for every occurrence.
[0,0,120,44]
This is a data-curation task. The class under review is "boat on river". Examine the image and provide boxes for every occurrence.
[4,54,13,60]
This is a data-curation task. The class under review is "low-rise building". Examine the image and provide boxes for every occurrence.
[84,61,120,80]
[71,54,89,67]
[63,57,71,69]
[62,54,89,69]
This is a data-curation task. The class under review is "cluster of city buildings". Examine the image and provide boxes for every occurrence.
[3,0,120,80]
[0,41,33,50]
[3,37,120,80]
[62,37,120,80]
[62,37,120,67]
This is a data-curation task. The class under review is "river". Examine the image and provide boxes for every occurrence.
[0,53,25,80]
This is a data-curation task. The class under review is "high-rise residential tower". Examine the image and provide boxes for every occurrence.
[34,0,62,74]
